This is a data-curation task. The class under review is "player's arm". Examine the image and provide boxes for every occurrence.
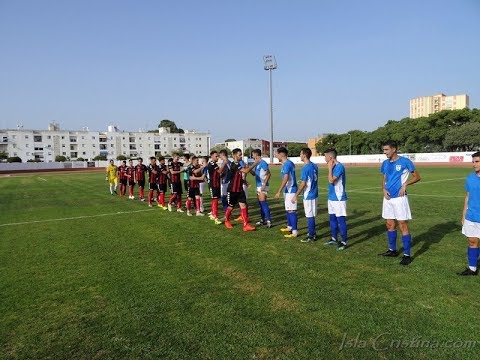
[275,174,290,199]
[240,158,260,174]
[292,179,306,203]
[327,160,337,184]
[261,169,271,192]
[382,174,390,200]
[462,192,469,225]
[399,169,421,196]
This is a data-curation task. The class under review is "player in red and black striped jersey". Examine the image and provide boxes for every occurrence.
[207,150,226,224]
[118,160,128,197]
[223,148,260,231]
[134,158,148,201]
[126,159,136,199]
[156,156,169,209]
[147,157,160,207]
[168,153,184,212]
[186,156,206,216]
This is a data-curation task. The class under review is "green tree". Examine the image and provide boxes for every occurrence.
[116,155,127,160]
[244,147,254,157]
[210,145,232,155]
[76,157,85,161]
[7,156,22,163]
[287,142,307,157]
[93,155,107,161]
[444,122,480,151]
[0,151,8,160]
[224,138,236,142]
[158,119,184,133]
[55,155,67,162]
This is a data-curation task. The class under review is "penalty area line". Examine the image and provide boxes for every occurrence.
[0,209,155,227]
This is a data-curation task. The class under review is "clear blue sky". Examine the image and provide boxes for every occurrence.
[1,0,479,144]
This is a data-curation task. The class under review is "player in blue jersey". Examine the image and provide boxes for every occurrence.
[251,149,272,228]
[379,141,421,266]
[323,148,348,250]
[291,148,318,242]
[274,147,299,238]
[458,152,480,276]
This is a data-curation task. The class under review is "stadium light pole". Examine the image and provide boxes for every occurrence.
[348,133,352,155]
[263,55,277,164]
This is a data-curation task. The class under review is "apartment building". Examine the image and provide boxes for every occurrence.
[410,93,469,118]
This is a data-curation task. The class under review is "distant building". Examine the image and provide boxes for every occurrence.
[0,123,211,162]
[221,138,290,156]
[307,135,324,156]
[410,93,469,119]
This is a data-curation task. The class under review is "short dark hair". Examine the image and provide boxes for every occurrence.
[184,154,191,160]
[158,156,165,161]
[252,149,262,156]
[301,148,312,159]
[138,157,143,161]
[172,152,179,157]
[324,148,337,158]
[276,147,288,156]
[122,160,127,164]
[191,156,198,161]
[232,148,242,155]
[219,149,228,156]
[150,156,156,161]
[472,151,480,158]
[210,150,218,156]
[382,140,398,150]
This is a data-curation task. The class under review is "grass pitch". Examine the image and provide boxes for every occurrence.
[1,165,479,359]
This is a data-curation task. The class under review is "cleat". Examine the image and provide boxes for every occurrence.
[214,218,222,225]
[187,211,193,216]
[111,193,114,196]
[209,214,215,220]
[243,224,256,231]
[266,221,272,228]
[167,204,172,212]
[400,255,413,265]
[148,204,153,207]
[457,268,478,276]
[140,198,145,202]
[301,235,317,243]
[157,204,163,207]
[256,220,266,226]
[284,233,298,239]
[235,216,243,222]
[337,242,347,251]
[324,238,338,246]
[225,220,233,229]
[196,212,205,216]
[177,208,184,213]
[378,250,399,257]
[113,190,118,195]
[280,227,292,233]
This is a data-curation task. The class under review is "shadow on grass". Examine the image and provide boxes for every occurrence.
[411,220,460,258]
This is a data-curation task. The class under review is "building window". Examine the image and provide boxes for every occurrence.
[34,135,42,142]
[47,135,51,139]
[92,136,96,140]
[25,135,29,139]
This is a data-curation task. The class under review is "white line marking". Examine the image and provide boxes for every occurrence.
[349,177,464,192]
[38,177,47,182]
[0,209,154,227]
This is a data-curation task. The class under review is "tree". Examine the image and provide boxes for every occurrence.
[244,147,254,157]
[158,119,184,133]
[55,155,67,162]
[287,142,307,157]
[7,156,22,163]
[444,122,480,151]
[0,151,8,161]
[209,145,232,155]
[76,157,85,161]
[224,138,236,142]
[93,155,107,161]
[116,155,127,160]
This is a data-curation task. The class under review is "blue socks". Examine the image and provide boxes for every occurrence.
[468,247,479,269]
[286,212,298,231]
[259,200,271,222]
[401,234,412,256]
[258,201,265,221]
[307,217,316,237]
[329,214,338,240]
[338,216,347,244]
[387,230,397,251]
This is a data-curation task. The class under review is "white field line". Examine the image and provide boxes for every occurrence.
[0,209,154,227]
[38,177,47,182]
[348,177,464,193]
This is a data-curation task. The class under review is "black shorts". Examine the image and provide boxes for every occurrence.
[137,180,145,188]
[128,181,135,186]
[227,191,246,208]
[184,179,190,192]
[170,182,183,194]
[210,187,221,199]
[157,183,167,193]
[188,187,200,199]
[149,183,158,191]
[120,179,128,185]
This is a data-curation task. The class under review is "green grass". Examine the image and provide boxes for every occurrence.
[1,166,479,359]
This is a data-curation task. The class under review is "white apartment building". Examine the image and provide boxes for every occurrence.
[410,93,469,118]
[0,123,211,162]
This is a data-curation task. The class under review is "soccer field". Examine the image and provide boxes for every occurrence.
[1,165,478,359]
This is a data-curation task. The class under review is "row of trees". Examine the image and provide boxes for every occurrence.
[316,108,480,155]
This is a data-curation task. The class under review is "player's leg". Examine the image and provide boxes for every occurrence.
[301,199,317,243]
[195,194,204,216]
[396,196,413,265]
[176,185,183,212]
[283,193,298,238]
[186,193,193,216]
[326,200,339,245]
[458,220,480,275]
[239,198,255,231]
[224,192,235,228]
[379,197,399,257]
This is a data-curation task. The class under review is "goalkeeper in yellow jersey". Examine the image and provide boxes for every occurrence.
[106,159,118,195]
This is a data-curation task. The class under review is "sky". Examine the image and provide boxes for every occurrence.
[0,0,479,144]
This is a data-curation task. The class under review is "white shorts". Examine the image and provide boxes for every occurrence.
[462,219,480,238]
[199,182,207,195]
[303,199,317,217]
[328,200,347,217]
[256,186,269,195]
[382,196,412,221]
[221,183,229,197]
[284,193,298,211]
